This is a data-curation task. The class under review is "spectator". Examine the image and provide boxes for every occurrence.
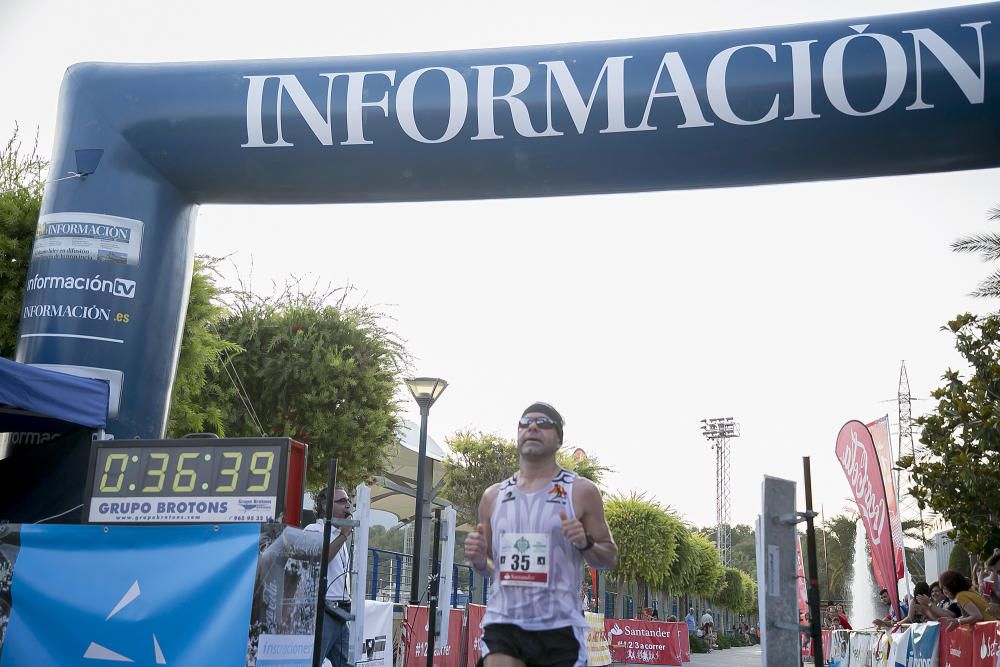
[939,569,997,629]
[899,582,932,625]
[666,614,678,622]
[921,581,960,621]
[873,588,899,629]
[700,608,717,650]
[985,549,1000,618]
[685,608,697,634]
[929,582,949,609]
[834,605,852,630]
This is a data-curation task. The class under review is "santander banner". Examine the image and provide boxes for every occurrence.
[867,415,905,581]
[835,420,900,617]
[605,620,687,665]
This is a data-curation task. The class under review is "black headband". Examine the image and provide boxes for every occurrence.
[522,402,564,442]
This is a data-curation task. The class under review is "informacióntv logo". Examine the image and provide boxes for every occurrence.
[25,274,136,299]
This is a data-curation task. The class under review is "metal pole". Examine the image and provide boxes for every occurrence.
[313,459,338,667]
[426,508,443,667]
[410,402,431,603]
[802,458,824,667]
[821,505,831,602]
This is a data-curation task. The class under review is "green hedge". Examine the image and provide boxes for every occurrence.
[689,635,709,653]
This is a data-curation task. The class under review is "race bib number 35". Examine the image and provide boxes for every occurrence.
[498,533,550,587]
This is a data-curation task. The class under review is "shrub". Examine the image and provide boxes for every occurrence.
[689,635,709,653]
[716,635,731,649]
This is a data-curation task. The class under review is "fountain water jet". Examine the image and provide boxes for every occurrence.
[849,520,878,629]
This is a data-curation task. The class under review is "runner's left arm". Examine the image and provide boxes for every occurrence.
[566,479,618,570]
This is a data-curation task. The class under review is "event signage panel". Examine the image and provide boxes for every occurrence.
[84,437,307,524]
[604,620,687,665]
[13,3,1000,443]
[867,415,905,581]
[0,523,322,667]
[835,420,900,617]
[0,523,259,666]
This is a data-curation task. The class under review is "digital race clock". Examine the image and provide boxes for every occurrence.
[84,437,307,525]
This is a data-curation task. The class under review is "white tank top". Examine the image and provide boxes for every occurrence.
[482,468,588,631]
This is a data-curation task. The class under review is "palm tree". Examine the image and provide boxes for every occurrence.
[952,206,1000,297]
[820,512,858,602]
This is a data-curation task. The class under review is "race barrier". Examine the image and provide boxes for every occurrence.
[359,601,394,667]
[0,523,320,667]
[465,604,486,667]
[586,612,613,666]
[604,619,690,665]
[405,606,616,667]
[802,629,832,659]
[824,621,1000,667]
[401,606,465,667]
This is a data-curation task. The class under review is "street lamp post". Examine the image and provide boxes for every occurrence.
[405,377,448,605]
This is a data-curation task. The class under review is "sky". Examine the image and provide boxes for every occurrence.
[1,0,996,530]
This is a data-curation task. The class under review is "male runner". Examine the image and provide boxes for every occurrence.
[464,402,617,667]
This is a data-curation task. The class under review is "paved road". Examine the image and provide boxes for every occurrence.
[685,645,762,666]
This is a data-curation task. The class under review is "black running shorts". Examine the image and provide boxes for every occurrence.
[477,623,586,667]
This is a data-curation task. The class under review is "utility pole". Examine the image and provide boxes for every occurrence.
[896,361,928,542]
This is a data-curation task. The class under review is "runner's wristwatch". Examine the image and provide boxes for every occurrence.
[575,533,595,552]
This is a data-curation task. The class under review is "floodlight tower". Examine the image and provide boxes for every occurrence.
[701,417,740,566]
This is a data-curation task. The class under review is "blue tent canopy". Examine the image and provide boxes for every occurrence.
[0,357,109,433]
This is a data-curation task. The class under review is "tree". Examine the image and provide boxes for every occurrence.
[605,493,684,616]
[0,126,45,357]
[951,207,1000,298]
[441,431,611,527]
[739,571,758,614]
[556,448,612,486]
[665,528,701,596]
[689,532,726,597]
[196,283,410,490]
[729,524,758,577]
[442,431,519,527]
[715,567,746,611]
[900,313,1000,558]
[368,524,406,553]
[165,257,239,436]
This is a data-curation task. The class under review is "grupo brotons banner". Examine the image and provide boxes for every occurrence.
[836,420,901,617]
[867,415,905,582]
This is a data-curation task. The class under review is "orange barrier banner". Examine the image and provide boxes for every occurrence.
[972,621,1000,667]
[402,606,464,667]
[464,604,486,667]
[940,623,975,667]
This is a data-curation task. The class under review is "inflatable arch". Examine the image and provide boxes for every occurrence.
[14,3,1000,438]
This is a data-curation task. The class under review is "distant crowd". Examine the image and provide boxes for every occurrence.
[824,549,1000,631]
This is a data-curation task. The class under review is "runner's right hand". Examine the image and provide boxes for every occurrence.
[464,522,488,569]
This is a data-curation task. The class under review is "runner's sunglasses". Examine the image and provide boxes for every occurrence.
[518,416,559,429]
